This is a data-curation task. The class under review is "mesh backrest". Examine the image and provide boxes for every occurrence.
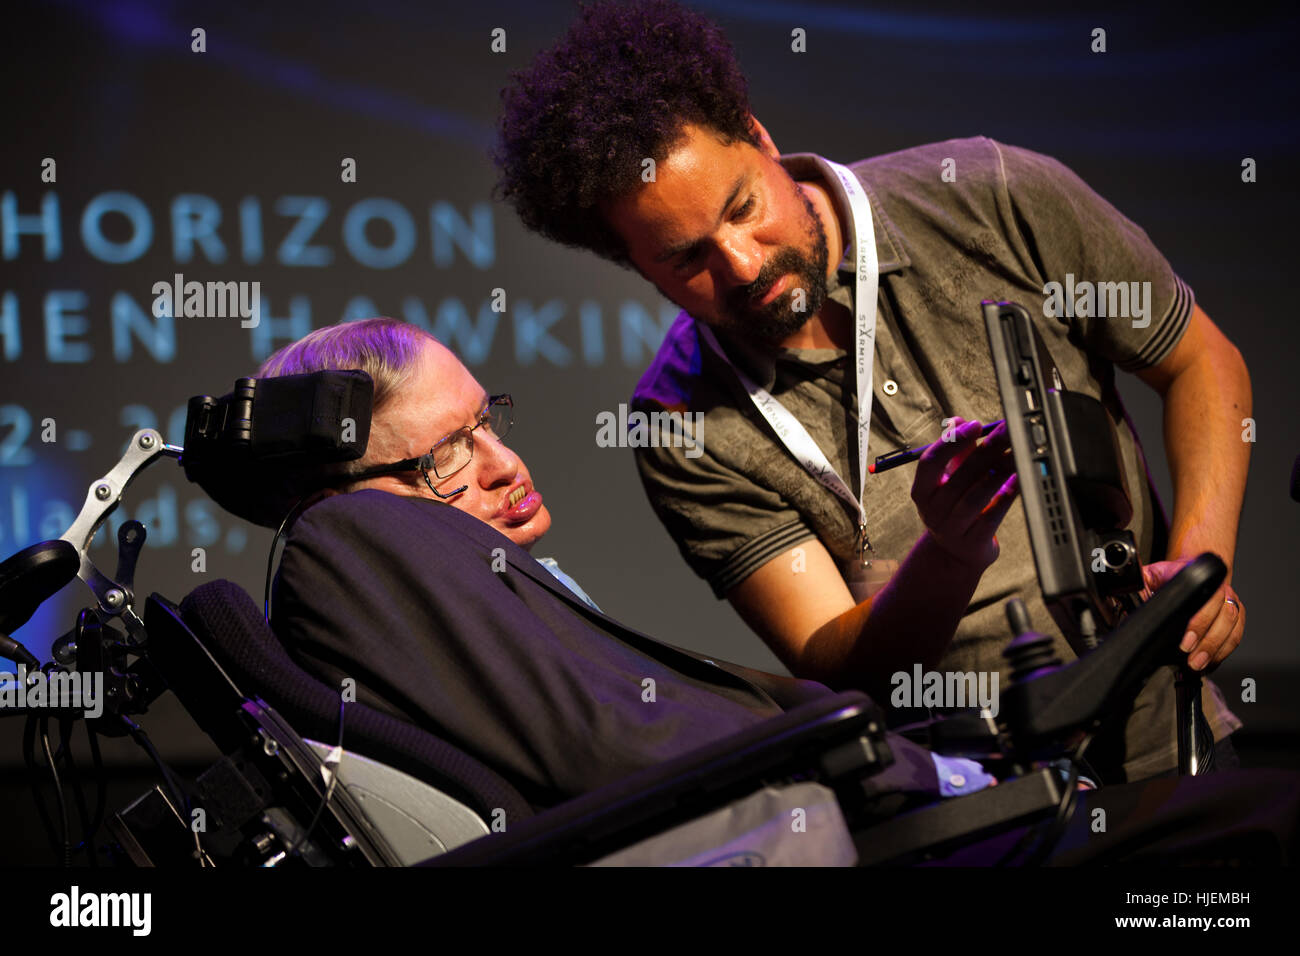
[178,579,533,824]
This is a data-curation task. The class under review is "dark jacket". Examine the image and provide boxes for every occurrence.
[272,490,937,809]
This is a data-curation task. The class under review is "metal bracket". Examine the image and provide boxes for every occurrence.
[58,429,183,628]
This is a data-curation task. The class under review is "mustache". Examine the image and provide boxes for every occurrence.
[726,247,810,312]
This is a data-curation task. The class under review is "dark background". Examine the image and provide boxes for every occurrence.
[1,0,1297,863]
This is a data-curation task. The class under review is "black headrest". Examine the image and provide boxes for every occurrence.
[181,370,374,528]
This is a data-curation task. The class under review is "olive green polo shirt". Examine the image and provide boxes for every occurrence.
[631,136,1240,781]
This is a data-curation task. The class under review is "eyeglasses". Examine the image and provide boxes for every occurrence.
[346,394,513,497]
[420,393,513,479]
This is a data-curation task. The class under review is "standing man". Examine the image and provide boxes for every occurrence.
[493,0,1250,782]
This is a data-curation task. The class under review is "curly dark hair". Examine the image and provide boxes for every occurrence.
[494,0,758,265]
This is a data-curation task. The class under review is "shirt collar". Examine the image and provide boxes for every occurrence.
[778,152,909,276]
[705,152,907,391]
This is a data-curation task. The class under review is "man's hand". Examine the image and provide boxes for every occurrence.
[911,417,1019,569]
[1141,559,1244,671]
[727,416,1019,690]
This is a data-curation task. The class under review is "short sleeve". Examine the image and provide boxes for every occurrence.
[632,422,817,599]
[991,139,1194,372]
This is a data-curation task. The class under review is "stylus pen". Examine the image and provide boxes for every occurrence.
[868,419,1005,474]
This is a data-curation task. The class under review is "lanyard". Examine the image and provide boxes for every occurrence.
[696,160,880,566]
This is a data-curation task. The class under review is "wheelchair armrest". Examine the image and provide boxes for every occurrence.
[853,767,1066,866]
[422,690,889,866]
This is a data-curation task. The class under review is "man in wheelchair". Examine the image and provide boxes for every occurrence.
[260,317,987,810]
[7,314,1295,867]
[243,316,1294,865]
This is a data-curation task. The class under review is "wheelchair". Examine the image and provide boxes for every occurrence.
[0,363,1237,867]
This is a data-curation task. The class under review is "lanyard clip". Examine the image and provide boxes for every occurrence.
[858,522,874,568]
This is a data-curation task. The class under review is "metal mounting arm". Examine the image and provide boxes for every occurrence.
[58,429,183,636]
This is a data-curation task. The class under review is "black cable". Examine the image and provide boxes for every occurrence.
[39,716,71,866]
[86,721,106,867]
[1020,757,1082,867]
[994,734,1092,867]
[286,695,346,862]
[114,716,208,865]
[0,631,41,671]
[23,714,61,859]
[265,495,313,623]
[118,715,189,823]
[57,716,94,866]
